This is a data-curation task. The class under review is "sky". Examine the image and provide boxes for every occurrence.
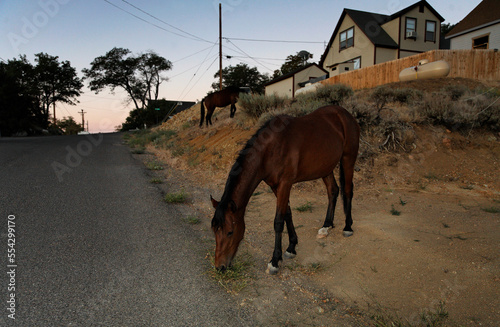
[0,0,482,132]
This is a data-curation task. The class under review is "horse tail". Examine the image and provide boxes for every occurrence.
[199,97,205,127]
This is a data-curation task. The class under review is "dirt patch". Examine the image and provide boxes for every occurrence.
[139,86,499,326]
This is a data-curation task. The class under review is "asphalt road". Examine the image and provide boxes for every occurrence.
[0,133,255,326]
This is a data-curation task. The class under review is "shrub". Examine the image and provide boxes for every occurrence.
[393,88,423,104]
[371,85,395,110]
[443,85,468,100]
[238,93,287,120]
[307,83,354,105]
[412,91,500,131]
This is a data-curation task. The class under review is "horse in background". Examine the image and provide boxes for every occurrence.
[199,86,250,127]
[210,105,360,274]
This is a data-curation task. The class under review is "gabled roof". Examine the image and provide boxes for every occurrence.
[345,9,398,48]
[391,0,444,22]
[320,0,444,67]
[265,63,328,86]
[446,0,500,38]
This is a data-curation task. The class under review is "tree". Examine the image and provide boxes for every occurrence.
[58,116,82,135]
[212,63,270,94]
[34,53,83,126]
[0,54,82,136]
[0,58,35,136]
[273,52,313,79]
[441,23,457,36]
[83,48,172,111]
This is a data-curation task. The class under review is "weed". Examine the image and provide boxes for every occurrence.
[187,155,200,167]
[390,205,401,216]
[183,215,201,224]
[164,190,188,204]
[399,197,407,206]
[371,301,448,327]
[285,262,323,275]
[424,172,439,180]
[206,250,254,294]
[295,201,313,212]
[150,178,163,184]
[145,161,164,170]
[130,147,146,154]
[481,206,500,214]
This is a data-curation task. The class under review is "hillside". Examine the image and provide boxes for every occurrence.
[133,78,499,326]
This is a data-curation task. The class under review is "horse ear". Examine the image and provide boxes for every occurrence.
[229,200,238,213]
[210,195,219,209]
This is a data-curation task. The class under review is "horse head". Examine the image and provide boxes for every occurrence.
[210,196,245,271]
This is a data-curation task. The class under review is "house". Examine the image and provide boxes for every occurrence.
[264,63,328,98]
[320,0,444,77]
[446,0,500,50]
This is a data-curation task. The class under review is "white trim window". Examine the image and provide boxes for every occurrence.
[340,27,354,50]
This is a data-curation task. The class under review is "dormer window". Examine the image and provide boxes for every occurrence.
[340,27,354,50]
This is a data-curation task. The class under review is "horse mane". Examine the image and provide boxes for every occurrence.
[211,118,275,229]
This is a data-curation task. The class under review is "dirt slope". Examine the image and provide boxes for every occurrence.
[147,86,499,326]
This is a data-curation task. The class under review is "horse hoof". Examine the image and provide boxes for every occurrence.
[317,227,330,238]
[284,251,296,259]
[266,262,280,275]
[343,230,354,237]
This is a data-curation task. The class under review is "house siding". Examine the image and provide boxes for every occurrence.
[265,78,293,98]
[450,24,500,49]
[265,65,328,98]
[322,15,375,76]
[382,18,400,44]
[376,47,398,64]
[399,6,441,53]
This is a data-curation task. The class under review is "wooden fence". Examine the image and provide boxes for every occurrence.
[321,49,500,90]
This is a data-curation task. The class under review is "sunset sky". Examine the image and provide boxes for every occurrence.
[0,0,481,132]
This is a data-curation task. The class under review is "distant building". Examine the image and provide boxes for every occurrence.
[446,0,500,50]
[320,0,445,77]
[264,63,328,98]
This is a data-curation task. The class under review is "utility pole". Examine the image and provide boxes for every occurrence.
[219,3,223,91]
[53,102,56,125]
[79,109,86,132]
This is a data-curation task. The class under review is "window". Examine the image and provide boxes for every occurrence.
[473,35,489,49]
[353,57,361,70]
[340,27,354,50]
[425,20,436,42]
[406,17,416,39]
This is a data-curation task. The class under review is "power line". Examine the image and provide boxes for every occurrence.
[172,44,216,63]
[120,0,211,43]
[224,39,273,72]
[223,37,324,44]
[102,0,211,43]
[177,41,219,100]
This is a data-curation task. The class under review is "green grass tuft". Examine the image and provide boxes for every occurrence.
[164,190,188,204]
[295,201,313,212]
[390,205,401,216]
[206,250,254,294]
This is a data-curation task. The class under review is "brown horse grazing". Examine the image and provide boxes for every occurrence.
[210,105,360,274]
[199,86,246,127]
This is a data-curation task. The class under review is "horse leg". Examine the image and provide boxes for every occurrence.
[340,158,356,237]
[230,101,236,118]
[317,172,340,238]
[206,106,214,126]
[270,186,297,259]
[266,184,292,275]
[283,205,298,259]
